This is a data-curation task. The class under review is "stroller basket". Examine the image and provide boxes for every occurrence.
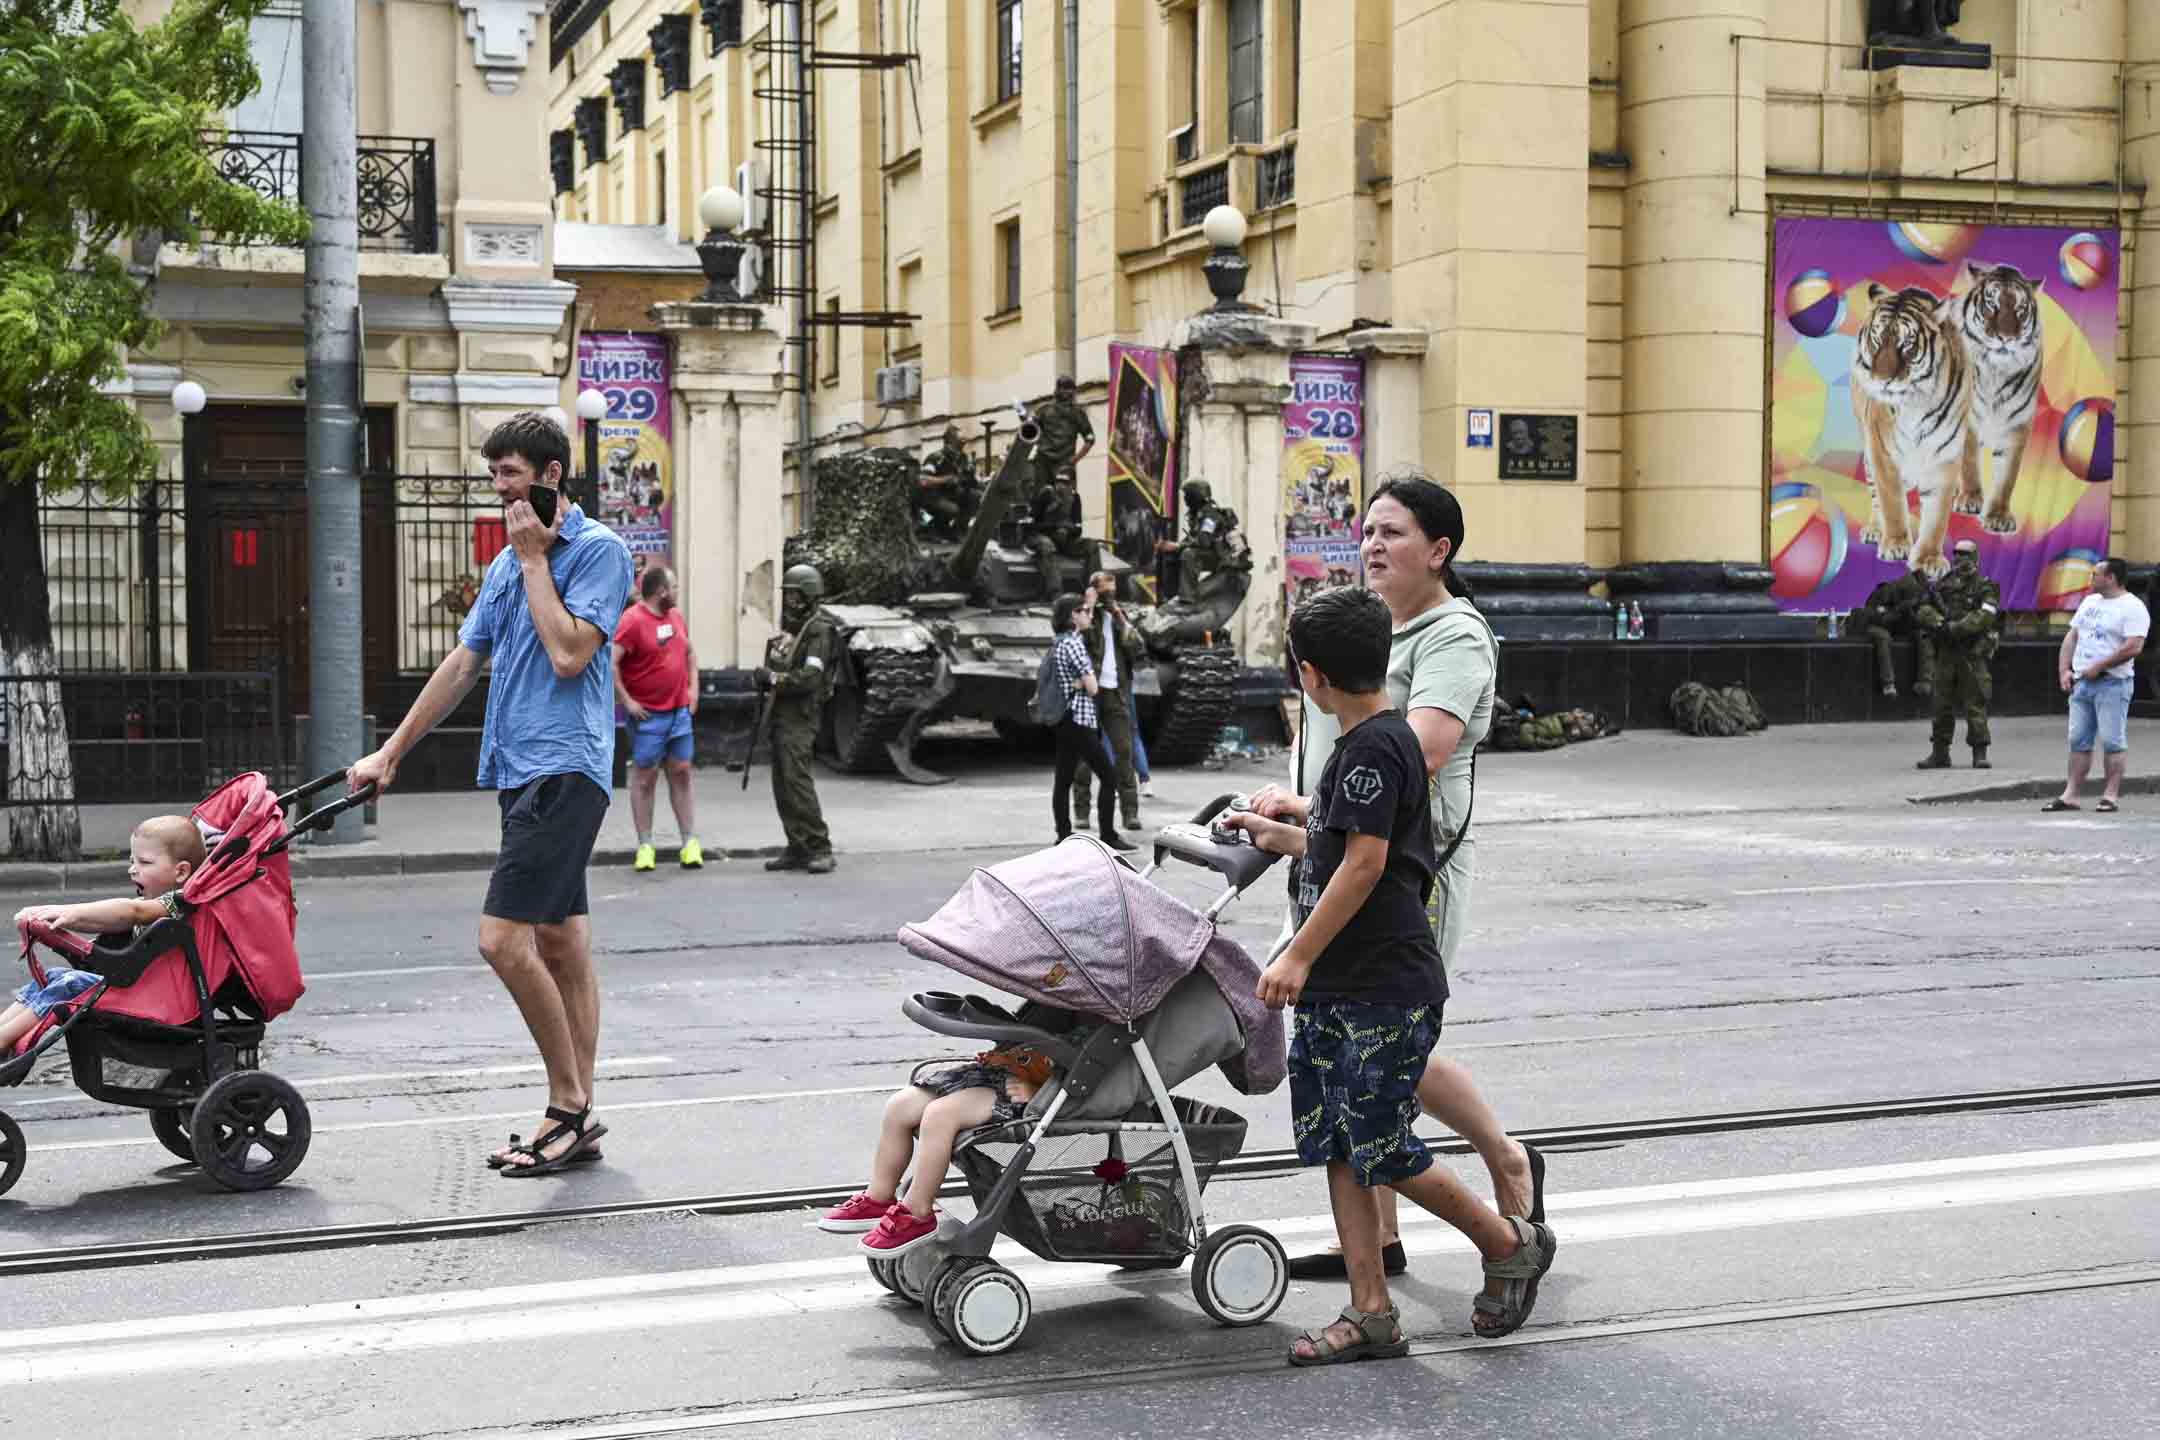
[955,1098,1248,1264]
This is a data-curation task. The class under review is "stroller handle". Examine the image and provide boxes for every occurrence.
[267,780,377,854]
[277,770,353,810]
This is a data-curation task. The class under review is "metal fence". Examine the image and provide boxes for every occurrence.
[207,131,440,254]
[0,670,286,808]
[38,475,185,673]
[1180,161,1230,230]
[394,474,507,671]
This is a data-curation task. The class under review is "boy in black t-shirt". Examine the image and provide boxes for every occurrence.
[1226,587,1556,1367]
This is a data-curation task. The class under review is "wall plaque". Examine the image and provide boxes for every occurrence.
[1497,413,1578,481]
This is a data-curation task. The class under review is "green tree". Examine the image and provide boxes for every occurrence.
[0,0,305,858]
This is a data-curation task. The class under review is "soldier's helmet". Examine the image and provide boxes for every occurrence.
[781,563,825,599]
[1054,375,1076,396]
[1183,480,1213,509]
[942,425,962,445]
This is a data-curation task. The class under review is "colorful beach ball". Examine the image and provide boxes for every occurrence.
[1769,481,1850,600]
[1784,269,1846,338]
[2059,397,2115,483]
[2036,548,2100,610]
[1887,222,1978,266]
[2057,232,2112,291]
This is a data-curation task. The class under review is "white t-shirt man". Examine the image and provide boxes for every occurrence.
[2070,592,2151,680]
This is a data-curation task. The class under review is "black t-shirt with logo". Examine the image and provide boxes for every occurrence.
[1291,710,1447,1005]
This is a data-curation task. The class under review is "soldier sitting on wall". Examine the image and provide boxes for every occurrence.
[1852,570,1936,700]
[1156,480,1253,605]
[1029,467,1089,600]
[914,425,979,540]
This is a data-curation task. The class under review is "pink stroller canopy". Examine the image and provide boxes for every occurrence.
[898,840,1285,1096]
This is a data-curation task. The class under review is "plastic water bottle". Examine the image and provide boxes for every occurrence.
[1826,609,1842,639]
[1613,603,1628,640]
[1627,602,1645,640]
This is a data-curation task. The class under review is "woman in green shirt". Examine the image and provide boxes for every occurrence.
[1253,475,1546,1330]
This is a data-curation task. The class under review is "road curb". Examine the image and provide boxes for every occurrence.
[0,843,789,892]
[1907,773,2160,806]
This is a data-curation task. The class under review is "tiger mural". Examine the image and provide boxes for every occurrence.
[1853,283,1975,580]
[1949,261,2044,536]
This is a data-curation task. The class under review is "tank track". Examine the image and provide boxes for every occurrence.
[829,646,940,772]
[1144,643,1239,765]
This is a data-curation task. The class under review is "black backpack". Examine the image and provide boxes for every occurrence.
[1034,649,1068,727]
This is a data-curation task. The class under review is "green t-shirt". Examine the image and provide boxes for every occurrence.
[1285,598,1496,974]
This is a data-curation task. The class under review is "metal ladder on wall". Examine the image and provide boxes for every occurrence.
[752,0,917,520]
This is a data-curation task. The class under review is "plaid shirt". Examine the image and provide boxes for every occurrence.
[1053,630,1098,729]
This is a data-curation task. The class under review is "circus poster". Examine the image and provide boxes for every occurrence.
[1106,343,1179,602]
[1769,218,2119,612]
[1283,354,1366,613]
[577,332,675,575]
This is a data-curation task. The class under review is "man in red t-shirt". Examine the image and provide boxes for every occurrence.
[612,565,702,871]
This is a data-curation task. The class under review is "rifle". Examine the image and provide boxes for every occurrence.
[741,623,812,791]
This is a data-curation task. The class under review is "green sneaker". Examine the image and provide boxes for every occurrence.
[678,837,704,868]
[634,843,657,872]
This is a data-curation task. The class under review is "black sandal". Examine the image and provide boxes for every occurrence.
[498,1105,609,1178]
[485,1127,603,1170]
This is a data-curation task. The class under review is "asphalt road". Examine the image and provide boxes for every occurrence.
[1,799,2155,1438]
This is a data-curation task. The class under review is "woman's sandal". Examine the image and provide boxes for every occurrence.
[1517,1142,1547,1224]
[485,1129,603,1170]
[498,1105,609,1178]
[1472,1215,1558,1339]
[1287,1305,1411,1367]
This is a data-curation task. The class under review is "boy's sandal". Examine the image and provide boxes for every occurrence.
[499,1105,609,1178]
[485,1129,603,1170]
[2096,798,2119,813]
[1287,1306,1410,1367]
[1472,1216,1558,1340]
[2041,799,2080,812]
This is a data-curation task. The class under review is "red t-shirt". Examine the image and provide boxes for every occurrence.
[612,603,693,710]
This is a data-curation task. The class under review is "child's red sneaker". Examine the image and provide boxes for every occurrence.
[817,1191,891,1233]
[859,1203,940,1256]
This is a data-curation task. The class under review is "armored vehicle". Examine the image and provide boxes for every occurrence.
[783,424,1245,782]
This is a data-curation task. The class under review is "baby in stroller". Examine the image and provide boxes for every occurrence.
[818,1043,1057,1253]
[4,815,204,1053]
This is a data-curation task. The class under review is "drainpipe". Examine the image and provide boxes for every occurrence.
[1064,0,1079,385]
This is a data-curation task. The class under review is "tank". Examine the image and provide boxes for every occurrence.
[783,423,1247,782]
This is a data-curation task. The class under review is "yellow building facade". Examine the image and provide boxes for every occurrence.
[548,0,2157,620]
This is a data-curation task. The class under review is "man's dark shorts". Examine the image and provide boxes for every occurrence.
[1287,1000,1444,1188]
[484,774,610,925]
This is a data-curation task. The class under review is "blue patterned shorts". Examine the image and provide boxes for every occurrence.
[15,967,102,1018]
[1287,1000,1443,1188]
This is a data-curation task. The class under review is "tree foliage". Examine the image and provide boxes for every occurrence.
[0,0,309,502]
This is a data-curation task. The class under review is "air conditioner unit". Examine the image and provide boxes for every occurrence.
[874,362,922,407]
[735,240,766,301]
[736,159,767,232]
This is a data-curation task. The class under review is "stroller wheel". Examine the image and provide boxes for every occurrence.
[190,1071,312,1192]
[865,1256,902,1296]
[924,1255,979,1335]
[936,1263,1031,1356]
[0,1111,23,1198]
[149,1107,196,1164]
[892,1243,937,1306]
[1192,1224,1288,1327]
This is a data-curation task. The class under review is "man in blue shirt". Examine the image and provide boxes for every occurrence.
[349,412,633,1177]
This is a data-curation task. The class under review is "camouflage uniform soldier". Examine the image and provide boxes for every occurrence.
[1156,481,1254,604]
[1031,376,1095,496]
[1915,539,2001,770]
[1852,570,1936,699]
[915,425,978,539]
[1029,469,1089,600]
[758,564,838,873]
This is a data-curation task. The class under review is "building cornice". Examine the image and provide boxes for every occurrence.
[408,373,565,407]
[440,278,581,334]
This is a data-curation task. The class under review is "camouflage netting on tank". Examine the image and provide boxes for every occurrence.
[783,448,924,604]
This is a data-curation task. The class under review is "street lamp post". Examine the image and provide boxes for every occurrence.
[695,185,748,302]
[1201,204,1256,313]
[155,382,209,673]
[575,387,608,517]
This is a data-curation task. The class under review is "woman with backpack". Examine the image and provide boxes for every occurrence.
[1043,591,1137,852]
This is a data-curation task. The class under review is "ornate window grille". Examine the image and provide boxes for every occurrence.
[1257,142,1296,210]
[650,14,693,97]
[1179,161,1229,230]
[207,131,438,254]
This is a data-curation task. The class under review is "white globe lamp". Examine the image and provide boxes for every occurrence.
[542,405,570,433]
[698,185,747,235]
[1201,204,1247,250]
[575,388,608,423]
[171,380,207,416]
[1200,205,1254,312]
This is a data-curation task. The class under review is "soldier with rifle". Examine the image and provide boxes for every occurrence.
[1031,376,1095,497]
[1914,539,2001,771]
[915,425,979,540]
[1156,480,1253,606]
[1029,466,1090,600]
[753,564,839,873]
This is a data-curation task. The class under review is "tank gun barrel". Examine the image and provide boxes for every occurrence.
[947,419,1040,586]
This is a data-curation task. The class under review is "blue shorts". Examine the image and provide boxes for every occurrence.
[1287,1000,1443,1188]
[2067,675,2133,754]
[15,968,102,1017]
[630,707,694,767]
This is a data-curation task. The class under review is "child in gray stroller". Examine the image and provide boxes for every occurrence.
[843,809,1292,1356]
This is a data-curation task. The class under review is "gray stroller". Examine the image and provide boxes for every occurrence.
[888,803,1291,1355]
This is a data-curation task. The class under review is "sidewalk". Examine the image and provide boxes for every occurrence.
[4,714,2152,890]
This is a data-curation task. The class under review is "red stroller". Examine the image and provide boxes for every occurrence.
[0,770,368,1197]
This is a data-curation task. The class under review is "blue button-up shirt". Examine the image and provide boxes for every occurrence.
[457,504,634,796]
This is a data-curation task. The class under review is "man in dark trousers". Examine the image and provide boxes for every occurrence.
[1852,569,1935,699]
[1915,539,2001,770]
[349,411,633,1176]
[759,563,838,874]
[1031,375,1096,497]
[1069,569,1144,833]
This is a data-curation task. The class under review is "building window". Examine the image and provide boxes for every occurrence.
[996,0,1022,103]
[1228,0,1264,145]
[896,257,921,353]
[655,151,668,227]
[997,219,1021,313]
[1289,0,1300,131]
